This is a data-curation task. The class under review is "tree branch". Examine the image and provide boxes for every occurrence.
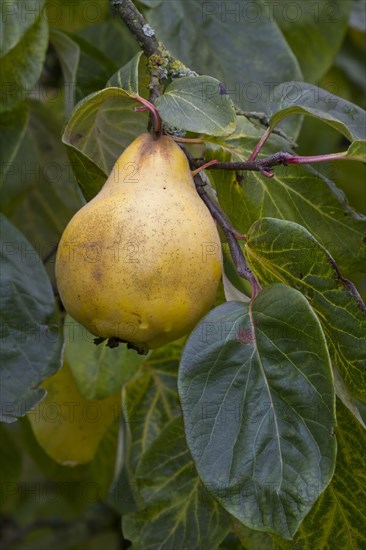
[110,0,196,96]
[194,173,261,297]
[182,147,261,297]
[192,150,350,178]
[111,0,160,57]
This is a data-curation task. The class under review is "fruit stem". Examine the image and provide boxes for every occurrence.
[134,95,162,135]
[248,127,272,160]
[191,160,218,176]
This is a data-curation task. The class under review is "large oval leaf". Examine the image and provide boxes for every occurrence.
[0,215,62,422]
[179,284,336,539]
[107,51,148,95]
[155,76,237,136]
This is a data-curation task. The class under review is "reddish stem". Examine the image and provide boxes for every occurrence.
[248,127,272,161]
[191,159,219,176]
[134,95,162,134]
[285,151,348,164]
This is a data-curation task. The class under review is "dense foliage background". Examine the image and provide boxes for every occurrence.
[1,1,365,548]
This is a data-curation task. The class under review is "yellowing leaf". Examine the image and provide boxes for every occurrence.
[28,362,120,465]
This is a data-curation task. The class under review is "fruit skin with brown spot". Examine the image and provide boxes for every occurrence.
[56,133,222,349]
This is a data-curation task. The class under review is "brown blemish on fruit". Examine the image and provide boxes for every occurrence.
[93,270,103,282]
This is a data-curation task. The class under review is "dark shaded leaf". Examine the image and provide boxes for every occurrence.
[0,3,48,112]
[123,416,230,549]
[269,82,366,142]
[123,343,181,471]
[267,0,351,83]
[0,215,62,422]
[107,52,148,95]
[146,0,302,115]
[0,100,83,280]
[179,284,336,539]
[0,102,28,183]
[79,18,140,66]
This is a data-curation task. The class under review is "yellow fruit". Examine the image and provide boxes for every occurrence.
[28,363,119,465]
[56,133,222,349]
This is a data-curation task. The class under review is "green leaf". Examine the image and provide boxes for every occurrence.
[123,416,230,550]
[222,244,252,301]
[0,102,28,183]
[0,100,83,278]
[62,87,148,197]
[49,30,80,116]
[345,139,366,162]
[274,400,366,549]
[58,31,118,104]
[0,0,45,57]
[0,3,48,112]
[107,51,147,95]
[245,218,366,402]
[79,19,140,67]
[179,284,336,540]
[64,314,148,400]
[146,0,302,115]
[66,145,107,202]
[266,0,351,83]
[336,38,366,97]
[206,133,366,275]
[269,82,366,142]
[155,76,237,136]
[0,215,63,422]
[107,410,145,514]
[333,365,366,429]
[123,343,181,471]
